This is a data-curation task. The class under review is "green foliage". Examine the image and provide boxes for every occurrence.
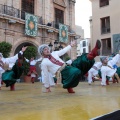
[61,53,71,62]
[23,46,37,75]
[0,41,12,57]
[64,55,71,61]
[23,61,30,75]
[24,46,37,59]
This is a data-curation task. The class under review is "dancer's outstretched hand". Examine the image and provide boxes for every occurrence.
[70,41,76,47]
[22,46,27,52]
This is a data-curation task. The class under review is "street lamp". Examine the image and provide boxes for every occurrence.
[48,40,63,52]
[54,40,59,50]
[54,40,59,47]
[48,42,53,52]
[59,44,63,50]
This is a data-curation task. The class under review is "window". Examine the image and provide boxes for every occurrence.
[82,41,86,47]
[100,0,109,7]
[83,48,86,53]
[101,38,111,55]
[55,8,64,23]
[21,0,34,14]
[101,16,110,34]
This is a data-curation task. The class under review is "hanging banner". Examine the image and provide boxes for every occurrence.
[25,13,38,37]
[59,23,68,43]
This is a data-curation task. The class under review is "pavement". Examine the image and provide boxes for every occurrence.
[0,81,120,120]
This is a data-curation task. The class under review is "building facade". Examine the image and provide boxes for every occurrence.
[0,0,77,58]
[77,38,90,56]
[75,25,84,56]
[90,0,120,55]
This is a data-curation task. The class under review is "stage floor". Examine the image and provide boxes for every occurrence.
[0,81,120,120]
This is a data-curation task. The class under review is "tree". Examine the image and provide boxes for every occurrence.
[0,41,12,57]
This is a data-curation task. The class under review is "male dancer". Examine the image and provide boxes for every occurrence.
[100,54,120,86]
[1,46,27,90]
[25,57,42,83]
[88,61,102,85]
[38,40,101,93]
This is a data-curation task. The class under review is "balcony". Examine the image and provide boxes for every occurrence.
[0,4,75,34]
[101,27,110,34]
[0,4,43,25]
[51,21,75,33]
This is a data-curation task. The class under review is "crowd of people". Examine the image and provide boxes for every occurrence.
[1,39,118,93]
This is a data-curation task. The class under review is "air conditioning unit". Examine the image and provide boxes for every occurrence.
[8,19,16,24]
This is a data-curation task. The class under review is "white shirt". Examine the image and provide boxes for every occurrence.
[25,58,42,65]
[66,59,72,65]
[41,45,71,87]
[1,51,23,64]
[101,65,116,85]
[0,51,23,71]
[93,62,102,70]
[108,54,120,68]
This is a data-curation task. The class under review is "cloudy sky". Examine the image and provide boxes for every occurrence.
[75,0,92,38]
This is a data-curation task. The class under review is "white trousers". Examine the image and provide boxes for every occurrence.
[101,66,116,85]
[101,54,119,85]
[42,71,55,87]
[88,68,98,84]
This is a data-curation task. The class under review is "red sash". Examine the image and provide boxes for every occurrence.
[45,55,64,66]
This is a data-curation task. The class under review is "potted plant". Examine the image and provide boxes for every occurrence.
[61,53,71,62]
[23,46,37,82]
[0,41,12,57]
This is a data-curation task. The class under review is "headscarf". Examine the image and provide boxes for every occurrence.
[38,44,50,56]
[100,56,107,63]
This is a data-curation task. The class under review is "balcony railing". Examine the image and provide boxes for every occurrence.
[101,27,110,34]
[0,4,43,24]
[51,21,75,33]
[0,4,75,33]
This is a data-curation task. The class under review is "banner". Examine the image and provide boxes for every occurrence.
[59,23,68,43]
[25,13,38,37]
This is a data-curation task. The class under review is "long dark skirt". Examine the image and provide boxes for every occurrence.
[61,54,95,89]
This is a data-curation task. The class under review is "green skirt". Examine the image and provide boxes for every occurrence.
[2,70,16,87]
[116,67,120,77]
[2,60,24,87]
[61,54,95,89]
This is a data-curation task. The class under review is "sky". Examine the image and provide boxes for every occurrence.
[75,0,92,38]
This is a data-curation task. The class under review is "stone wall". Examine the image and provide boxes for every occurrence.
[0,0,77,59]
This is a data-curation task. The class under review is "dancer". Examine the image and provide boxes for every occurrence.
[25,57,42,83]
[2,46,27,90]
[100,53,120,86]
[88,61,102,85]
[38,40,101,93]
[0,53,5,90]
[41,71,55,87]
